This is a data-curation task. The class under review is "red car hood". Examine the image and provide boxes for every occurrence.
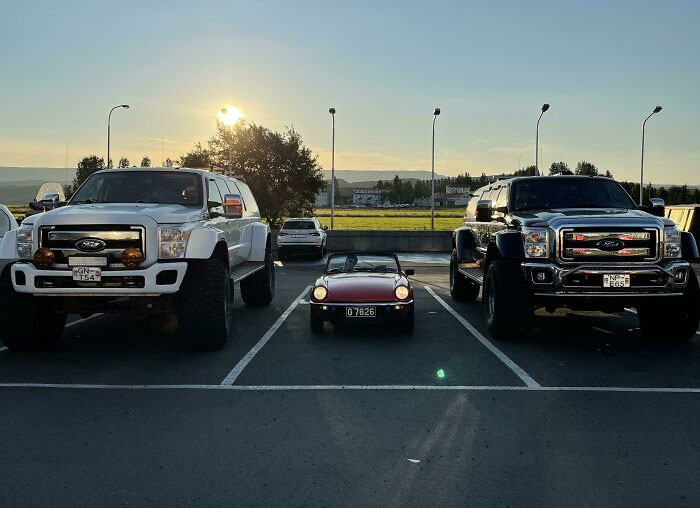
[322,273,406,303]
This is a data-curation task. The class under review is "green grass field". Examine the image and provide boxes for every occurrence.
[4,204,466,230]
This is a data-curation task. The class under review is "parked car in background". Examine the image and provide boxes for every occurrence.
[309,251,415,333]
[0,168,275,352]
[450,175,700,342]
[277,217,327,259]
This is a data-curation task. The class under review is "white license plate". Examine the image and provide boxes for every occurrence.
[603,274,630,288]
[346,306,376,318]
[72,267,102,282]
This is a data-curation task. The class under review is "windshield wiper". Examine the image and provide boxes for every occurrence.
[72,198,105,204]
[326,268,343,274]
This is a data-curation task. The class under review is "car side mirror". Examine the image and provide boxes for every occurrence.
[647,198,665,217]
[222,194,243,219]
[476,199,494,222]
[404,269,415,276]
[208,200,223,218]
[323,225,329,231]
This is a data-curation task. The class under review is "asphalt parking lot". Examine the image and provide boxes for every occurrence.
[2,256,700,507]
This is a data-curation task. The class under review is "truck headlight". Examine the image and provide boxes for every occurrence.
[158,225,194,259]
[664,226,681,258]
[16,224,34,259]
[522,228,548,258]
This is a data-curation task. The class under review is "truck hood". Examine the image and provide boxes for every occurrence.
[514,208,673,228]
[25,203,204,227]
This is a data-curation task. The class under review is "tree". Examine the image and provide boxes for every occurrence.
[205,121,324,226]
[163,158,174,167]
[549,161,569,175]
[140,156,151,167]
[514,165,538,176]
[72,155,105,190]
[575,161,599,176]
[179,142,213,169]
[604,170,614,178]
[118,157,130,168]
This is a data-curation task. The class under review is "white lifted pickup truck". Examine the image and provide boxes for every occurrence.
[0,168,275,352]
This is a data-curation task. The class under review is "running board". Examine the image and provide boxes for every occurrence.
[458,267,484,285]
[230,262,265,283]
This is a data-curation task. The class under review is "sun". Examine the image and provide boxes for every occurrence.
[219,106,243,126]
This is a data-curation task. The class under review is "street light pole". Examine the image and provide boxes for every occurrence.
[107,104,129,169]
[220,108,234,175]
[640,106,662,205]
[431,108,441,231]
[535,103,549,175]
[329,107,336,230]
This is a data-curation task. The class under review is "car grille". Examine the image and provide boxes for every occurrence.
[39,225,145,268]
[558,227,659,263]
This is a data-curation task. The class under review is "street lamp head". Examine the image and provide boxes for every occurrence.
[121,104,130,109]
[541,103,550,112]
[433,108,441,116]
[329,107,336,115]
[653,106,662,114]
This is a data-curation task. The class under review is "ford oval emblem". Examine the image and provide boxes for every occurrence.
[75,238,107,252]
[596,239,625,251]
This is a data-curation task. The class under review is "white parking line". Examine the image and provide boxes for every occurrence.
[1,383,700,393]
[424,286,541,388]
[220,286,311,385]
[0,314,102,354]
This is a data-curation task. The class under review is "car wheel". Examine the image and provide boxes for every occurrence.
[178,258,231,350]
[316,246,324,259]
[637,271,699,343]
[483,259,532,340]
[310,312,323,334]
[400,305,415,334]
[449,250,479,302]
[0,268,66,352]
[241,241,275,307]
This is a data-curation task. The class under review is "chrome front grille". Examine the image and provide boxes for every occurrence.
[39,225,145,268]
[558,227,659,263]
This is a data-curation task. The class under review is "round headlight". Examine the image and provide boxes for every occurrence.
[33,247,55,268]
[395,285,410,300]
[121,248,143,269]
[313,286,327,300]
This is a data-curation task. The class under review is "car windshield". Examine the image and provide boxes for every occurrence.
[283,220,316,230]
[512,178,636,211]
[70,171,203,207]
[326,253,399,274]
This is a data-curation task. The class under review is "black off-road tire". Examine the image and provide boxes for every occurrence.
[637,271,700,343]
[241,243,275,307]
[0,269,66,352]
[316,246,324,260]
[449,250,480,302]
[310,312,323,334]
[483,259,533,340]
[177,258,232,350]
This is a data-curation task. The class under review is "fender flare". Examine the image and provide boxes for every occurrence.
[484,230,525,274]
[681,231,699,262]
[247,222,271,262]
[453,227,477,263]
[184,226,227,259]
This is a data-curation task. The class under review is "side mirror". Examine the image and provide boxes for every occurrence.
[647,198,665,217]
[476,199,494,222]
[222,194,243,219]
[404,269,415,276]
[208,200,223,218]
[323,225,329,231]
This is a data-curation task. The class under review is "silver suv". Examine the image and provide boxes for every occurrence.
[277,217,328,259]
[0,168,274,351]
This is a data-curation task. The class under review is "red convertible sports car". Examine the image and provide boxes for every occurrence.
[309,251,415,333]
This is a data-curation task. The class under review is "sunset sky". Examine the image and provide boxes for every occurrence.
[1,0,699,184]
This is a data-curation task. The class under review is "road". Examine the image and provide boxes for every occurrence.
[1,257,700,507]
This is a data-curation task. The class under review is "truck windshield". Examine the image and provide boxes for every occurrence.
[512,178,636,211]
[70,171,203,207]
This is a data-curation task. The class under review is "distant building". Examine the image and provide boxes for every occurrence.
[315,191,328,207]
[352,188,383,206]
[446,185,470,195]
[414,191,469,207]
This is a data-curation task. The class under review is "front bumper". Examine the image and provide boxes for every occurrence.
[521,260,691,299]
[11,261,188,296]
[310,300,413,323]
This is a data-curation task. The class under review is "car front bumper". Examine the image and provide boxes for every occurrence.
[11,261,188,296]
[521,260,691,300]
[310,300,414,324]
